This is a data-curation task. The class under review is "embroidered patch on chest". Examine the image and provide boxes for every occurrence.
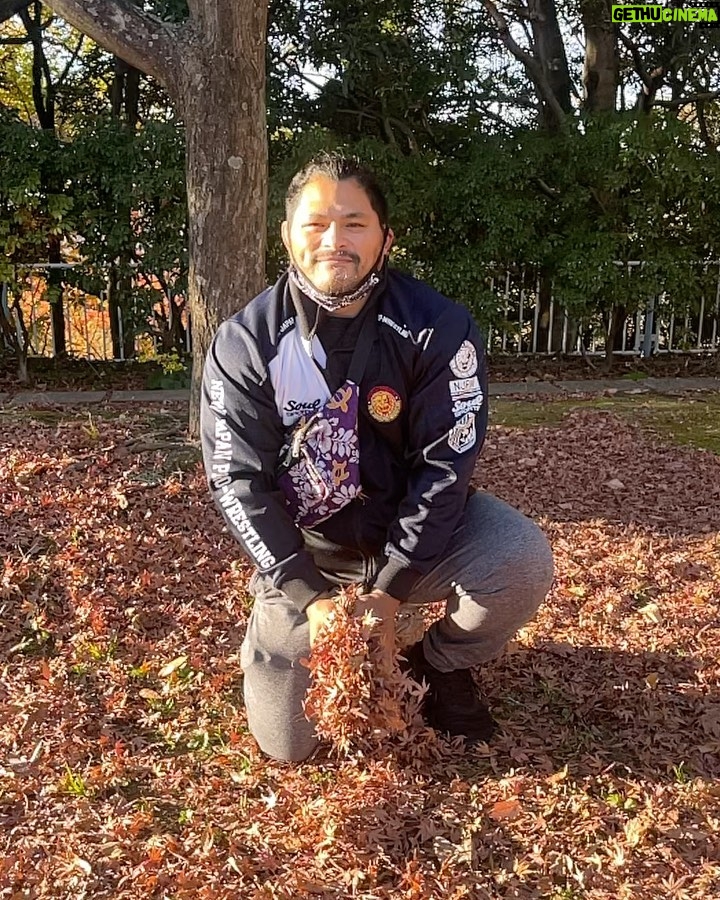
[368,386,402,422]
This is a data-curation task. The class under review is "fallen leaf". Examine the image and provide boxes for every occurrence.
[158,655,188,677]
[489,798,522,821]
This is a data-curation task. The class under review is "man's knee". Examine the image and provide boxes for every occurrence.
[247,710,319,763]
[459,518,553,625]
[252,729,318,763]
[242,669,318,763]
[504,522,554,619]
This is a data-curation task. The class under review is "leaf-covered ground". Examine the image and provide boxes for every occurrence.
[2,399,719,900]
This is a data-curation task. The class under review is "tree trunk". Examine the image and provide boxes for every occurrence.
[178,15,268,437]
[582,0,617,113]
[45,0,269,436]
[528,0,573,131]
[603,305,621,372]
[107,264,136,359]
[107,266,122,359]
[111,56,141,126]
[21,1,68,356]
[535,266,554,353]
[48,233,66,356]
[108,51,142,360]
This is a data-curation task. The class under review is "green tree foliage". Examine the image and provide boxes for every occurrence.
[268,110,720,341]
[0,106,72,377]
[70,115,188,352]
[1,3,188,369]
[266,0,720,357]
[2,0,720,385]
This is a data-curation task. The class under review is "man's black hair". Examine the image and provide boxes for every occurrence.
[285,152,389,228]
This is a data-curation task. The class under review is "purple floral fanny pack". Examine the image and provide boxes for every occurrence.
[277,297,376,528]
[277,380,363,526]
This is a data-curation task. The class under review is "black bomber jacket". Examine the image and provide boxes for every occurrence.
[200,268,488,612]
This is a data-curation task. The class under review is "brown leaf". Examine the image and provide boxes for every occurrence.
[488,798,522,821]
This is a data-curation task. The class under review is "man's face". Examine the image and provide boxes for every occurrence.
[282,175,393,295]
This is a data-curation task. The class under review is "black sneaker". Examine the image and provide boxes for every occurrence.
[402,640,497,743]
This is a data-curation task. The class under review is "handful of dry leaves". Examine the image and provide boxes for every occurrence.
[302,587,429,757]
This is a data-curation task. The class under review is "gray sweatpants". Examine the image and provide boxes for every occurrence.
[240,492,554,762]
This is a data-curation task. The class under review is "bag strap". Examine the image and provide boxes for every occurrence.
[346,307,377,385]
[288,281,377,388]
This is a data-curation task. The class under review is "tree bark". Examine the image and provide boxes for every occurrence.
[48,233,66,356]
[527,0,573,130]
[20,1,67,355]
[0,0,30,23]
[582,0,617,113]
[179,16,268,435]
[44,0,177,85]
[45,0,269,436]
[109,45,141,360]
[110,56,141,126]
[604,305,622,371]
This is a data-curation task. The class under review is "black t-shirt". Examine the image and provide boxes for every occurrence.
[316,311,366,393]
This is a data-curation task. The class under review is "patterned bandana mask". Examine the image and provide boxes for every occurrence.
[276,284,378,526]
[287,226,389,312]
[288,264,380,313]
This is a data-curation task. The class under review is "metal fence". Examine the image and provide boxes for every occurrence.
[485,261,720,357]
[2,264,189,361]
[4,261,720,361]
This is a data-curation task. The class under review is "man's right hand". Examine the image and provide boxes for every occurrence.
[306,595,337,647]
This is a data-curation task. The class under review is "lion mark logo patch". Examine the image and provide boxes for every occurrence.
[368,386,402,422]
[449,340,478,378]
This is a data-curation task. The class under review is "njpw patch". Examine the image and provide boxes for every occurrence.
[368,386,402,422]
[449,340,478,378]
[449,376,481,399]
[447,413,477,454]
[449,376,484,418]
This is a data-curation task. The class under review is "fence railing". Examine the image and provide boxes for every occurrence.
[484,261,720,356]
[2,264,188,361]
[4,261,720,361]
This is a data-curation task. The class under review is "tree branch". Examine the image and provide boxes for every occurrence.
[481,0,568,129]
[695,101,717,151]
[0,0,30,23]
[56,33,84,89]
[654,91,720,110]
[617,29,652,92]
[43,0,180,92]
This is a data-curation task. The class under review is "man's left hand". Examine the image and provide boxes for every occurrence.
[354,589,400,673]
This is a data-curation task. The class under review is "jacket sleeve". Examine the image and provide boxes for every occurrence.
[372,307,488,600]
[201,317,334,612]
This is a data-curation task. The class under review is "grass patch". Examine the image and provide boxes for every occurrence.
[491,393,720,454]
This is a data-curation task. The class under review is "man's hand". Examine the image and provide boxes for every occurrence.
[306,595,337,647]
[354,589,401,672]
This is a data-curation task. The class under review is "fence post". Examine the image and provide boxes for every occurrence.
[118,308,125,361]
[518,267,524,355]
[502,270,510,351]
[641,296,655,358]
[712,261,720,351]
[697,291,705,351]
[487,277,495,351]
[532,273,540,353]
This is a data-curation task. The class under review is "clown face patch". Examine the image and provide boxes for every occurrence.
[449,340,478,378]
[368,386,402,422]
[448,413,477,454]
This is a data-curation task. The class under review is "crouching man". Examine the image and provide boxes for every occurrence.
[201,154,553,762]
